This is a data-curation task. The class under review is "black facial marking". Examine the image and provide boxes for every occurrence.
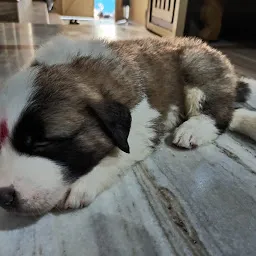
[12,107,45,154]
[11,106,112,183]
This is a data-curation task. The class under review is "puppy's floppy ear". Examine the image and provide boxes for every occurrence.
[89,100,131,153]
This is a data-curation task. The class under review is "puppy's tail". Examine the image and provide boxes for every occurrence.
[235,79,251,103]
[229,78,256,141]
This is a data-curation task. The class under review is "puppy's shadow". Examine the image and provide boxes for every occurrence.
[0,208,40,231]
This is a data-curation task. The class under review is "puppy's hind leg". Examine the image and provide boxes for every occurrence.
[229,108,256,141]
[229,79,256,142]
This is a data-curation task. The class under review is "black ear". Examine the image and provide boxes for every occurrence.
[90,101,131,153]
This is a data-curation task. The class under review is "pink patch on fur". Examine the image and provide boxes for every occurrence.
[0,120,8,148]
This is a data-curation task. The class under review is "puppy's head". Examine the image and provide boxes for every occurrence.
[0,65,131,215]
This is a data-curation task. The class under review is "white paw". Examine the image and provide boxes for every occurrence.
[64,187,96,209]
[173,115,218,149]
[58,181,97,210]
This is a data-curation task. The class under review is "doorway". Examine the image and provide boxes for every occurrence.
[94,0,115,20]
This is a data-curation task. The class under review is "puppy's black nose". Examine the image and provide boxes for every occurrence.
[0,187,16,209]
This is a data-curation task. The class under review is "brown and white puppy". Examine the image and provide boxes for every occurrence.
[0,36,255,215]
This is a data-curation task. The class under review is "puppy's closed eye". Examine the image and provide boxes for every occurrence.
[24,136,52,153]
[33,136,72,152]
[33,141,52,151]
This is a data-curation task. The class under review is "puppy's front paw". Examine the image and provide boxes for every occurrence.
[57,181,97,210]
[173,116,218,149]
[64,185,96,209]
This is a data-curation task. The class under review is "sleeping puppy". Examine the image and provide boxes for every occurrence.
[0,36,255,215]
